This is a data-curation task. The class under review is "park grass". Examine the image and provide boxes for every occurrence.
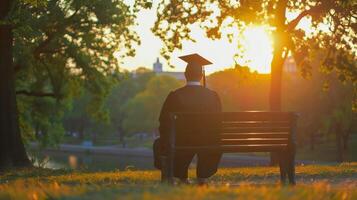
[0,163,356,200]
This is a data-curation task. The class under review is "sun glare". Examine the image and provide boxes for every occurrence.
[239,26,273,74]
[120,7,276,74]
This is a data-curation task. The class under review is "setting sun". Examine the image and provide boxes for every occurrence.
[239,26,273,74]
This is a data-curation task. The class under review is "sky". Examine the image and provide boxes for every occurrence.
[119,1,313,74]
[119,5,240,74]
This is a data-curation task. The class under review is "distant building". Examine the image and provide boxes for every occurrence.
[153,58,163,73]
[283,56,298,74]
[153,58,185,80]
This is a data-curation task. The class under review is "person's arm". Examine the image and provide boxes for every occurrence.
[213,91,222,112]
[158,92,175,154]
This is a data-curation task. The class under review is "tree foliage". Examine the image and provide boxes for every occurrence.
[6,0,152,143]
[12,0,144,100]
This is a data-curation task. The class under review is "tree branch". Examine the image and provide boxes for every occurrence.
[287,2,331,31]
[33,32,57,58]
[16,90,57,98]
[287,9,311,31]
[32,7,81,58]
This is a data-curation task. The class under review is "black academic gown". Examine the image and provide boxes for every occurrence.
[154,84,222,179]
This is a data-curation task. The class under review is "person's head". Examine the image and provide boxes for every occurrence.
[179,53,212,83]
[184,64,203,82]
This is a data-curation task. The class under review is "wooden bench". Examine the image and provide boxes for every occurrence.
[161,111,298,185]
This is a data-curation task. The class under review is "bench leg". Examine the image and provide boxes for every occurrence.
[160,154,174,184]
[167,153,174,184]
[161,156,174,184]
[287,149,296,185]
[278,149,296,185]
[161,156,168,182]
[278,152,287,185]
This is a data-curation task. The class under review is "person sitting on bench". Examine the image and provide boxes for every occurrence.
[153,53,222,185]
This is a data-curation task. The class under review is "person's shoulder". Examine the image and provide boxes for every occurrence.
[171,86,187,94]
[172,86,219,98]
[167,86,186,98]
[203,87,219,96]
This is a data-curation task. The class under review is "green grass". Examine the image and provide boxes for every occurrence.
[0,163,356,199]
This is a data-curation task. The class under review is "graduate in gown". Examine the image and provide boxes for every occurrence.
[153,53,222,184]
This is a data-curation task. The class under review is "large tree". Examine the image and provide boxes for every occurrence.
[0,0,151,168]
[0,0,29,168]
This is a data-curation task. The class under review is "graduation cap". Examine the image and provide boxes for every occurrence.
[179,53,213,87]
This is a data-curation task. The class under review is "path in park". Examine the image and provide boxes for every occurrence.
[31,143,317,167]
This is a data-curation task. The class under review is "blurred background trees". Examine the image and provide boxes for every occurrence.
[123,74,182,137]
[106,70,154,147]
[208,65,270,111]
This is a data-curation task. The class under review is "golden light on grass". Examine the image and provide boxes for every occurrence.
[0,164,356,199]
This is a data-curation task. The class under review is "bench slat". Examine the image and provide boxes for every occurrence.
[221,138,289,145]
[222,127,290,133]
[222,121,290,128]
[221,133,289,139]
[172,112,297,122]
[222,112,295,121]
[221,144,288,152]
[174,144,288,152]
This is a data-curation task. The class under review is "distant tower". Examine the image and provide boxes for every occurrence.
[153,58,163,73]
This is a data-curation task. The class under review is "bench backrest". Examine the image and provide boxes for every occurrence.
[169,112,298,153]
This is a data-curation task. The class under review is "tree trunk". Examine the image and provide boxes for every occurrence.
[78,127,84,141]
[269,30,286,165]
[269,49,284,112]
[78,118,85,141]
[343,128,350,151]
[269,0,289,166]
[92,132,97,144]
[310,132,315,151]
[0,0,31,169]
[118,127,126,148]
[335,124,343,162]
